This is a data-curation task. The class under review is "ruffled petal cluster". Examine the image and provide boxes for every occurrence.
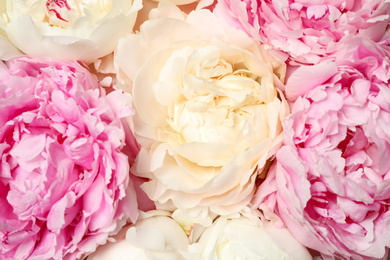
[254,38,390,259]
[213,0,390,64]
[0,57,138,259]
[115,2,289,216]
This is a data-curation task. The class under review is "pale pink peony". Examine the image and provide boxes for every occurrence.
[0,57,138,259]
[253,38,390,259]
[213,0,390,64]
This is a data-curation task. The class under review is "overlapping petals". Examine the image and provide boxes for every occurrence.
[88,212,190,260]
[115,2,289,216]
[187,209,312,260]
[0,57,138,259]
[0,0,142,63]
[213,0,390,64]
[253,38,390,259]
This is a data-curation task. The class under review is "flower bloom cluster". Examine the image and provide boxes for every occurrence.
[213,0,390,64]
[254,38,390,259]
[0,0,390,259]
[0,57,138,259]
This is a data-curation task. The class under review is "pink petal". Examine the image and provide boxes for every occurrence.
[285,62,338,101]
[10,134,46,161]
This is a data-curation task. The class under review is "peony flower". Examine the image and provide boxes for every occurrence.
[115,2,289,216]
[253,38,390,259]
[150,0,199,6]
[212,0,390,64]
[0,56,138,259]
[87,211,190,260]
[0,0,142,63]
[187,208,312,260]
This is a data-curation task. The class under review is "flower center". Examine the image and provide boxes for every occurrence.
[46,0,72,22]
[42,0,114,28]
[171,53,270,152]
[338,127,379,178]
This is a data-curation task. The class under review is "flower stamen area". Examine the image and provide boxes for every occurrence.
[46,0,72,22]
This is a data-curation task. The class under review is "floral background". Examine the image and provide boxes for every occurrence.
[0,0,390,259]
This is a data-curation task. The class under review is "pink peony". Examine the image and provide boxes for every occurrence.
[0,57,138,259]
[213,0,390,64]
[253,38,390,259]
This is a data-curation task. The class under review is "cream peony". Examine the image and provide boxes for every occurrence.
[0,0,142,63]
[187,209,312,260]
[116,2,289,215]
[87,212,189,260]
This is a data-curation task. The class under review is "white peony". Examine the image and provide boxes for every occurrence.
[116,2,289,216]
[0,0,142,63]
[87,212,189,260]
[188,210,313,260]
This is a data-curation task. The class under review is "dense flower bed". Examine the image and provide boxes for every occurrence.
[0,0,389,259]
